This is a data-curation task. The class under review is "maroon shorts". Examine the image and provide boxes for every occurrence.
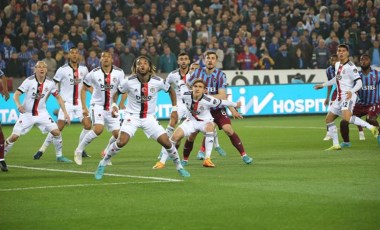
[211,108,231,130]
[354,103,380,118]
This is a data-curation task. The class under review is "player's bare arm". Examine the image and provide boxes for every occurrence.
[81,85,90,116]
[169,87,178,123]
[118,92,128,110]
[56,94,71,124]
[13,90,25,113]
[1,76,10,101]
[111,90,120,117]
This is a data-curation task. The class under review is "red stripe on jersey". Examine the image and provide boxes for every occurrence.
[104,73,111,110]
[73,68,79,105]
[191,100,203,121]
[336,64,344,101]
[181,74,186,82]
[140,82,149,118]
[32,82,44,116]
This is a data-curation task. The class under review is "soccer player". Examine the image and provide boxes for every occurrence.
[323,54,338,141]
[184,50,253,165]
[339,54,380,147]
[0,69,10,171]
[94,55,190,180]
[73,50,125,165]
[153,79,241,168]
[4,61,72,162]
[33,47,92,160]
[314,44,379,150]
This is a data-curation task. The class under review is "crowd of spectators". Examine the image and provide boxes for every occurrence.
[0,0,380,89]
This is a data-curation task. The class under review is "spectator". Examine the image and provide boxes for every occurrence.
[25,53,39,77]
[292,48,307,69]
[357,31,372,56]
[147,46,160,70]
[236,45,259,70]
[259,50,275,70]
[159,45,177,73]
[368,40,380,67]
[42,51,57,79]
[312,39,330,69]
[274,43,292,69]
[0,37,17,63]
[86,50,100,72]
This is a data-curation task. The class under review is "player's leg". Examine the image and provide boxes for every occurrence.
[80,115,92,157]
[339,119,351,147]
[202,122,216,167]
[0,125,8,172]
[34,119,66,160]
[367,104,380,144]
[5,113,33,155]
[183,132,197,161]
[342,109,378,138]
[157,115,176,159]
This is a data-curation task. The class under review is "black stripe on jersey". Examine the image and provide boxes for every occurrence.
[151,76,161,81]
[203,95,212,102]
[354,78,361,82]
[184,91,192,95]
[128,75,137,80]
[83,82,91,88]
[17,89,24,94]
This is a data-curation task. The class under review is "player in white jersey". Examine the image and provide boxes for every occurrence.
[33,47,92,160]
[73,51,125,165]
[153,79,241,168]
[4,61,72,162]
[94,55,190,179]
[314,44,379,150]
[0,69,10,171]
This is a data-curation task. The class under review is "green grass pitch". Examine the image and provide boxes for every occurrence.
[1,115,379,230]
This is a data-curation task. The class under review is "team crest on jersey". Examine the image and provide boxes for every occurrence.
[199,106,205,111]
[342,70,345,74]
[150,88,155,93]
[213,99,218,105]
[73,72,78,77]
[142,87,147,93]
[45,88,49,92]
[336,75,342,80]
[353,69,358,73]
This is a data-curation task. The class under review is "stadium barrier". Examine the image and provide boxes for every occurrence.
[0,83,328,125]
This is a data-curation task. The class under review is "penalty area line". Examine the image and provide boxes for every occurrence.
[0,181,175,192]
[9,165,183,182]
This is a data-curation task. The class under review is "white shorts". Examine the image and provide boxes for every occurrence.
[90,104,120,132]
[12,112,58,136]
[120,113,166,140]
[329,93,357,116]
[178,118,213,137]
[58,102,84,121]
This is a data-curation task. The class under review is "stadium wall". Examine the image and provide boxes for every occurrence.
[0,83,328,125]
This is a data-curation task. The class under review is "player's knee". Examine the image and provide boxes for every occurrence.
[51,129,61,136]
[222,125,234,136]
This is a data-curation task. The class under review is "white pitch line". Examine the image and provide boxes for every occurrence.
[0,181,174,192]
[9,165,183,182]
[247,125,325,129]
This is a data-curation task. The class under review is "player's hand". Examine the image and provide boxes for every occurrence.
[111,106,119,118]
[170,110,178,124]
[324,98,329,106]
[64,113,71,125]
[2,91,10,101]
[82,107,89,117]
[345,91,352,100]
[231,110,243,119]
[18,105,25,114]
[314,84,323,90]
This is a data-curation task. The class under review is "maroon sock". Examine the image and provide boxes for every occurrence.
[340,120,350,142]
[358,126,364,131]
[229,132,245,156]
[0,128,4,159]
[183,140,194,160]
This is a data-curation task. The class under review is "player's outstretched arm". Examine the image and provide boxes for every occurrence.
[14,90,25,113]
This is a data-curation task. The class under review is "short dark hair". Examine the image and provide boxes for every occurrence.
[177,52,189,58]
[204,50,218,58]
[338,44,349,51]
[360,53,371,60]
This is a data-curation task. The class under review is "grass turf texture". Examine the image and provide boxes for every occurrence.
[1,115,379,230]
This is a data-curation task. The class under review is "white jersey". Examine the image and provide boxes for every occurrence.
[54,63,89,105]
[17,75,59,116]
[83,65,125,111]
[166,68,190,104]
[118,75,171,118]
[334,61,361,101]
[179,83,236,122]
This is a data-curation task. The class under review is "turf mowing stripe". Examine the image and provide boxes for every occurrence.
[0,181,176,192]
[9,165,183,182]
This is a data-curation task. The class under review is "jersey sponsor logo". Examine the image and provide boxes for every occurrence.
[32,92,46,99]
[136,95,152,102]
[362,85,376,90]
[70,78,82,85]
[100,84,113,90]
[207,87,217,93]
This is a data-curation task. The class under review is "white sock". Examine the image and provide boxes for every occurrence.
[40,133,53,152]
[79,129,90,143]
[349,116,373,129]
[213,129,220,148]
[159,150,169,164]
[4,138,14,155]
[104,135,117,151]
[166,125,175,137]
[166,141,182,170]
[327,122,339,146]
[76,130,98,152]
[205,132,214,158]
[53,134,63,157]
[100,141,121,166]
